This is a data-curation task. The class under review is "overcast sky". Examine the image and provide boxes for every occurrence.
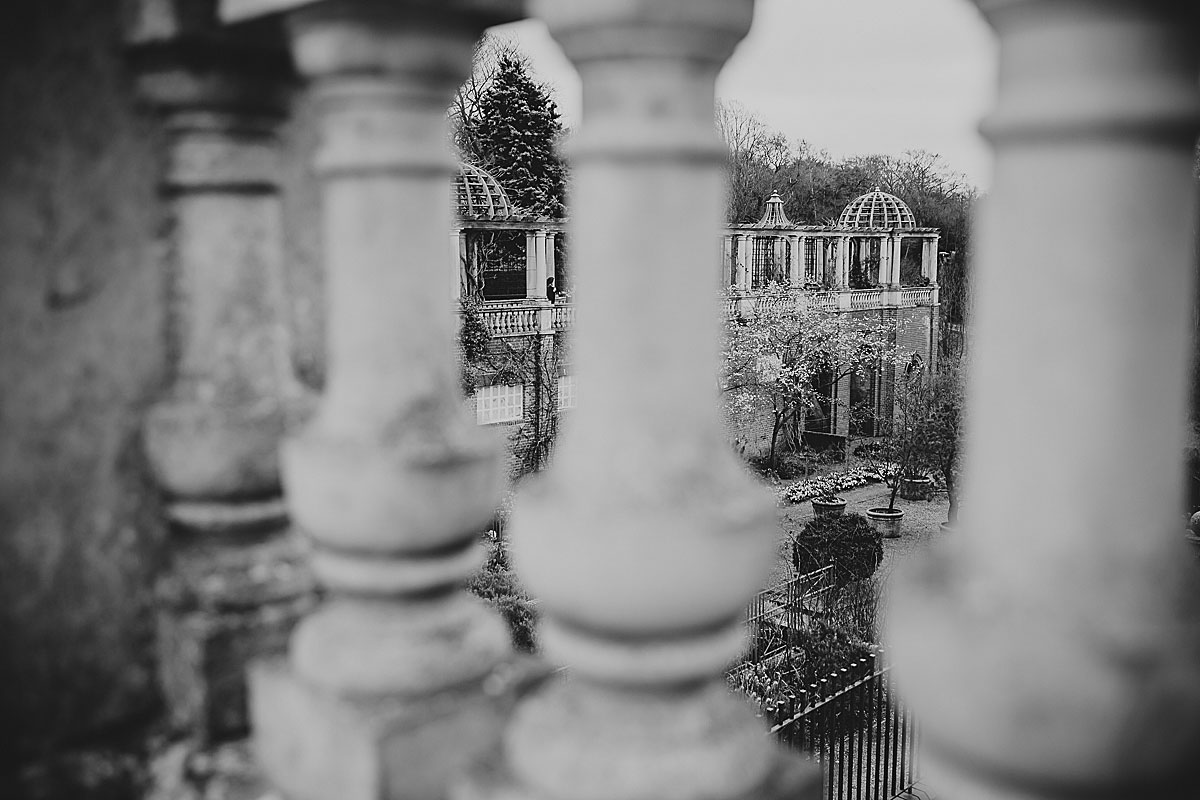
[494,0,998,190]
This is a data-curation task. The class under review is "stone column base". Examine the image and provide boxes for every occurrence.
[157,532,316,741]
[252,658,509,800]
[455,745,822,800]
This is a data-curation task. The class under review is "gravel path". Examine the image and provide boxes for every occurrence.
[766,481,951,589]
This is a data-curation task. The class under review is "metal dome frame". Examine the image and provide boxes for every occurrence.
[837,188,918,230]
[455,163,517,219]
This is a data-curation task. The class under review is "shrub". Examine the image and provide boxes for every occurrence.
[466,526,538,653]
[792,513,883,591]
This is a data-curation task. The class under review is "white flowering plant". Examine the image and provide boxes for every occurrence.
[722,283,899,472]
[781,467,884,504]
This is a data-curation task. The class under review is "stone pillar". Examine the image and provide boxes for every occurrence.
[736,234,750,289]
[128,4,315,743]
[919,237,932,283]
[928,236,940,285]
[889,3,1200,800]
[838,235,850,288]
[721,234,734,286]
[532,229,549,300]
[816,236,827,283]
[218,2,525,799]
[458,1,820,799]
[452,230,467,302]
[891,234,903,287]
[788,234,801,286]
[877,234,889,286]
[525,230,539,299]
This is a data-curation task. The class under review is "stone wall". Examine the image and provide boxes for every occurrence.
[0,0,166,769]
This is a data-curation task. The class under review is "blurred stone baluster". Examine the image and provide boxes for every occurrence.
[889,2,1200,798]
[457,2,820,799]
[215,1,524,798]
[127,0,316,742]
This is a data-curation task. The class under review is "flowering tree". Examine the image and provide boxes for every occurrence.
[722,284,898,470]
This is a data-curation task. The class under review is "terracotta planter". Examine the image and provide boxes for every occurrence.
[811,497,847,516]
[866,507,904,538]
[899,476,933,501]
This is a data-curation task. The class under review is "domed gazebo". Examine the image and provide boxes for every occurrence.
[722,188,940,293]
[837,188,918,229]
[451,164,567,307]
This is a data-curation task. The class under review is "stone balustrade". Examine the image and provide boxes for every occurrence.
[157,2,1200,800]
[478,304,542,337]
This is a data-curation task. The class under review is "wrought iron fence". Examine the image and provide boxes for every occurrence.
[769,652,919,800]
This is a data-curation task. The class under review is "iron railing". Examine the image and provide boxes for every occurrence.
[770,653,919,800]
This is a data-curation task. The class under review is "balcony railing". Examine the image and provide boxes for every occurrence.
[899,287,934,307]
[849,290,881,311]
[479,303,540,336]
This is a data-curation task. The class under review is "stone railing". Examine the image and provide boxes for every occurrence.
[166,2,1200,800]
[849,289,883,310]
[899,287,934,306]
[551,303,574,332]
[808,291,840,312]
[478,303,541,337]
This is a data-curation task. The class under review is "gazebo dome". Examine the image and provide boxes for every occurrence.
[751,191,793,228]
[837,188,917,229]
[455,163,515,219]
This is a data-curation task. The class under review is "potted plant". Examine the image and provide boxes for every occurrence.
[867,366,940,538]
[810,489,847,517]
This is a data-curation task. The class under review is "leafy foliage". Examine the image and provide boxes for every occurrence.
[874,365,964,513]
[722,285,897,469]
[791,513,883,592]
[466,527,537,653]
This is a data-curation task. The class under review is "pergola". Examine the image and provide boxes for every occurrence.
[451,164,566,303]
[722,189,941,292]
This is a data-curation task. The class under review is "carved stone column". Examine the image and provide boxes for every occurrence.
[532,229,549,300]
[217,1,524,798]
[457,2,820,799]
[736,234,750,289]
[127,0,315,742]
[889,3,1200,799]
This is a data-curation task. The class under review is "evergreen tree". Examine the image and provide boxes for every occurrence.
[458,54,567,218]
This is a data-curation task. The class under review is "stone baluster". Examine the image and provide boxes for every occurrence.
[457,2,820,799]
[889,3,1200,799]
[127,0,315,742]
[216,1,524,798]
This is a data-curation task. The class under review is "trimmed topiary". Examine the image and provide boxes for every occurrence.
[792,512,883,591]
